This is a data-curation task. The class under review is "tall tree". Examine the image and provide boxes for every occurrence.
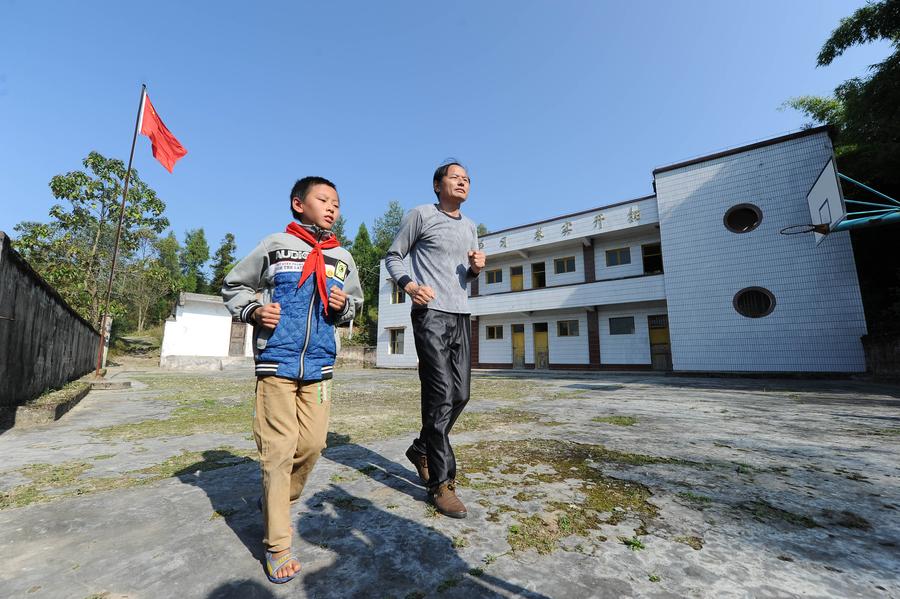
[118,228,176,332]
[349,223,379,343]
[210,233,237,292]
[373,200,405,257]
[477,223,489,236]
[179,229,210,293]
[331,215,351,250]
[12,151,168,325]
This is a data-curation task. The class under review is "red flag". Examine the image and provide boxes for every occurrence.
[139,92,187,172]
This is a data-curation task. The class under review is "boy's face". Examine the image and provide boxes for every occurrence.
[292,184,340,229]
[435,164,470,204]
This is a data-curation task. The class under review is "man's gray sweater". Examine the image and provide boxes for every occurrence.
[385,204,479,315]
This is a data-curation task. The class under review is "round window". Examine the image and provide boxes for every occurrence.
[724,204,762,233]
[733,287,776,318]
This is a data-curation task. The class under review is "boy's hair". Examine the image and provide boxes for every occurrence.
[432,160,469,199]
[290,176,337,220]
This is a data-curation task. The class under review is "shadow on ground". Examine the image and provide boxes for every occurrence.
[178,439,548,598]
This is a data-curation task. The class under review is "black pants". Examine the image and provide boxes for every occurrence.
[410,309,471,488]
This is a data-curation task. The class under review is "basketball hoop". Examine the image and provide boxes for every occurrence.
[780,223,830,235]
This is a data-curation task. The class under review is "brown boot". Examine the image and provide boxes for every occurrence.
[428,480,467,519]
[405,445,429,484]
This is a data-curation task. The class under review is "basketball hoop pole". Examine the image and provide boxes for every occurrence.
[830,173,900,232]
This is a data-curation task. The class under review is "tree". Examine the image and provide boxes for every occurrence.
[118,228,177,332]
[373,200,405,257]
[349,223,380,344]
[331,215,351,250]
[12,151,168,325]
[179,229,210,293]
[477,223,489,236]
[785,0,900,332]
[210,233,237,293]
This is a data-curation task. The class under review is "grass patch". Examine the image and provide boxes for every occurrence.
[28,380,91,408]
[456,439,679,554]
[452,535,468,548]
[676,491,713,506]
[0,447,255,510]
[742,500,818,528]
[674,535,703,550]
[591,415,637,427]
[619,535,645,551]
[91,375,255,441]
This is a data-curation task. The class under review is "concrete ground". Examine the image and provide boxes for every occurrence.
[0,362,898,598]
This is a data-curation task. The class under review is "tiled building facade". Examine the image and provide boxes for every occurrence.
[376,127,868,373]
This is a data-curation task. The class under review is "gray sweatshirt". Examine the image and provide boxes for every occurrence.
[385,203,479,314]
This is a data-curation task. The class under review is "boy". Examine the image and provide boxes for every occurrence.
[222,176,363,584]
[385,161,485,518]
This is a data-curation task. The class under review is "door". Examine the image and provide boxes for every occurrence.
[510,266,524,292]
[648,314,671,370]
[533,323,549,369]
[511,324,525,368]
[229,321,247,356]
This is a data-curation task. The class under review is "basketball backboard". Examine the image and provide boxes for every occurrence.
[806,157,845,245]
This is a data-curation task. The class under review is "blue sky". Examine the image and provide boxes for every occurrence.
[0,1,892,260]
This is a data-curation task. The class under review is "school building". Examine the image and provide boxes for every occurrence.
[376,126,868,374]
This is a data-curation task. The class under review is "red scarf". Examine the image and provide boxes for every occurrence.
[285,222,340,314]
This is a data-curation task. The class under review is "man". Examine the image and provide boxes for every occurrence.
[385,161,486,518]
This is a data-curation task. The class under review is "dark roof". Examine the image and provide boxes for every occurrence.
[652,125,833,176]
[481,194,657,239]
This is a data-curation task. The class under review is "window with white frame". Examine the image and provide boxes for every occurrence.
[486,325,504,340]
[389,329,405,354]
[390,281,405,304]
[605,247,631,267]
[485,269,503,284]
[609,316,635,335]
[553,256,576,274]
[557,320,579,336]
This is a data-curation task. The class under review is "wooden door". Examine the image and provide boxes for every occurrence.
[511,324,525,368]
[648,314,671,370]
[533,323,549,369]
[229,322,247,356]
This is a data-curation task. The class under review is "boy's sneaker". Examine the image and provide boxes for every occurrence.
[405,445,429,483]
[428,480,467,519]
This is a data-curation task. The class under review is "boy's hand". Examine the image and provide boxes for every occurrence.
[404,281,435,305]
[328,286,348,312]
[468,250,486,274]
[253,302,281,329]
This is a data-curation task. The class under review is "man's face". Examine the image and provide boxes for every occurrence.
[292,184,340,229]
[435,164,470,204]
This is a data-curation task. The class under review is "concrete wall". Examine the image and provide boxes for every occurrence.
[654,130,867,373]
[0,232,99,408]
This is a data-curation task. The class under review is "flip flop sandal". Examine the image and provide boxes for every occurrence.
[264,550,301,584]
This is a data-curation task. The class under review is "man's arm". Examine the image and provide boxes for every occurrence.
[466,224,485,280]
[385,208,436,305]
[384,209,422,290]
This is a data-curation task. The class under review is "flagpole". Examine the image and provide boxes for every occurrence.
[94,83,146,377]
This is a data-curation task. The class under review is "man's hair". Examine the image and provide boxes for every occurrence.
[290,176,337,220]
[432,160,469,199]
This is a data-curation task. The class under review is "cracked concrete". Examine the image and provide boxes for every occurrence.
[0,363,898,598]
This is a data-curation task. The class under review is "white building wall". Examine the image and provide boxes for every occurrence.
[548,311,590,364]
[478,310,590,365]
[654,130,867,372]
[161,300,232,358]
[593,233,662,281]
[597,304,664,365]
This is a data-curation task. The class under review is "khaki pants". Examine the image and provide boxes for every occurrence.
[254,376,332,553]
